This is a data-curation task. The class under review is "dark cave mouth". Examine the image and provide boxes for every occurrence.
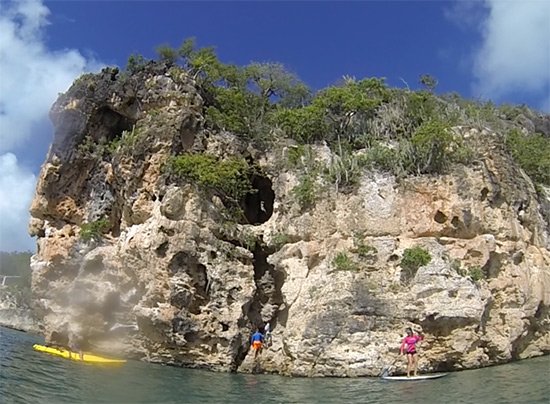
[240,174,275,225]
[89,106,136,143]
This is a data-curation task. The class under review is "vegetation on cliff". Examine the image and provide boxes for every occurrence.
[167,154,254,206]
[132,38,549,189]
[70,38,549,233]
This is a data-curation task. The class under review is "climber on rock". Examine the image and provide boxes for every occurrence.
[250,327,264,359]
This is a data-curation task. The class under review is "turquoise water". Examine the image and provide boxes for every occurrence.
[1,326,548,403]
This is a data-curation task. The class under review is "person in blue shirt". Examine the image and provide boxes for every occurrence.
[250,328,264,358]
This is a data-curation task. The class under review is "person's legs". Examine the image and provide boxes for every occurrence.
[253,342,261,358]
[413,354,419,376]
[406,354,413,376]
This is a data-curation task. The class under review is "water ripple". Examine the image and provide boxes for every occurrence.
[1,326,548,404]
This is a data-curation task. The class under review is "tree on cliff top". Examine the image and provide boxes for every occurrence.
[140,39,550,186]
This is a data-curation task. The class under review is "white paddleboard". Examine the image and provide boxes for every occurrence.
[382,373,448,381]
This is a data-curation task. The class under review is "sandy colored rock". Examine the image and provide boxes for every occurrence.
[28,64,549,377]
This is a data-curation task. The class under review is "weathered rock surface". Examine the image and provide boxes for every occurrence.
[29,64,549,376]
[0,288,41,333]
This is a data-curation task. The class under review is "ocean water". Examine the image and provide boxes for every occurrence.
[0,326,548,403]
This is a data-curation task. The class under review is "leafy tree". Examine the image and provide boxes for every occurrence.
[419,74,438,92]
[313,78,389,144]
[246,62,311,107]
[126,53,148,73]
[178,37,196,60]
[273,106,327,143]
[156,44,179,65]
[206,88,266,135]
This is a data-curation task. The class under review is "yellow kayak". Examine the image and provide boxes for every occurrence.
[33,344,126,364]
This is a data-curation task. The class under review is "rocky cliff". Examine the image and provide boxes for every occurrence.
[0,288,41,333]
[29,63,550,376]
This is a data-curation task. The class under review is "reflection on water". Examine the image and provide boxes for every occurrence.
[1,326,548,403]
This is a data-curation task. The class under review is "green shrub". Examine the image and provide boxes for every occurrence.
[406,120,457,174]
[107,126,142,154]
[325,151,364,191]
[404,91,442,128]
[419,74,438,92]
[168,153,253,203]
[270,233,291,250]
[355,243,377,259]
[506,129,550,185]
[400,246,431,281]
[80,218,110,242]
[360,143,400,173]
[206,88,266,136]
[77,136,106,158]
[126,53,148,73]
[292,173,317,210]
[286,145,308,168]
[274,106,327,143]
[332,252,357,271]
[498,104,525,120]
[468,265,485,282]
[156,44,178,65]
[240,231,257,251]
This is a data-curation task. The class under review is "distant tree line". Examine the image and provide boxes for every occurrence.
[0,251,32,288]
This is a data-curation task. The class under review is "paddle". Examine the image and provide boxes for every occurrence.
[380,355,401,377]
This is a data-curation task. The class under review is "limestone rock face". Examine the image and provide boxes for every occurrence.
[29,64,549,376]
[0,288,41,333]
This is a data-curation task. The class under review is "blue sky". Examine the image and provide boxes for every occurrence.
[1,0,549,252]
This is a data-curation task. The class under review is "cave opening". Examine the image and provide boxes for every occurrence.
[241,175,275,225]
[87,106,135,144]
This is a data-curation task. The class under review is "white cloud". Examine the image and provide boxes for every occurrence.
[471,0,550,108]
[0,0,103,251]
[0,0,101,152]
[0,154,36,252]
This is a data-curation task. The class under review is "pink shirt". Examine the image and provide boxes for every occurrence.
[401,334,423,353]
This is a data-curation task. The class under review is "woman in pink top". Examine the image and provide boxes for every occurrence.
[400,327,424,377]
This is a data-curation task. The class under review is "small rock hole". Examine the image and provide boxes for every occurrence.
[434,210,448,224]
[156,241,169,258]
